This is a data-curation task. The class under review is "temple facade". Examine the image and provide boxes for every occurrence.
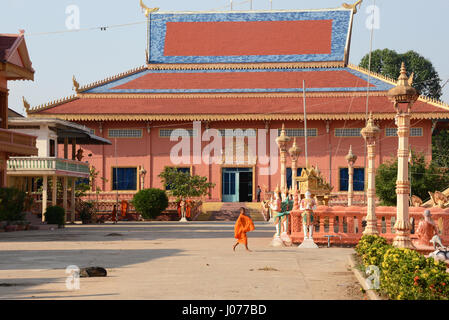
[25,6,449,204]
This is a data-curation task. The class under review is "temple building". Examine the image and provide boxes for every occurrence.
[24,5,449,204]
[0,31,38,187]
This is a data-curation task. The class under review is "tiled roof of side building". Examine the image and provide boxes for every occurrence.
[0,34,20,60]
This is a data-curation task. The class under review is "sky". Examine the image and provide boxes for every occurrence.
[2,0,449,115]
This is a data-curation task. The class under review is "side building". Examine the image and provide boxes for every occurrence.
[0,31,38,187]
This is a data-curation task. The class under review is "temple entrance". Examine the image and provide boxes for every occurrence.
[222,168,253,202]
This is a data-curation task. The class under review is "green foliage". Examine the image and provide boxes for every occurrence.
[356,235,449,300]
[360,49,442,99]
[355,235,391,267]
[0,187,26,222]
[132,188,169,219]
[77,200,95,224]
[45,205,65,226]
[158,167,215,199]
[432,129,449,168]
[375,152,449,206]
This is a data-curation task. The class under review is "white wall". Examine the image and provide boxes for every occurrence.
[10,124,58,158]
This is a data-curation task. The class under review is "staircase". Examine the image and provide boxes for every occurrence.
[196,202,266,222]
[25,212,59,230]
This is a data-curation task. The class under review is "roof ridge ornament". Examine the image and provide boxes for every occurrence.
[72,75,80,93]
[342,0,363,14]
[23,97,30,114]
[139,0,159,17]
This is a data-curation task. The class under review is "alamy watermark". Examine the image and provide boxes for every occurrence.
[169,122,280,176]
[65,4,80,30]
[365,4,380,30]
[65,265,80,290]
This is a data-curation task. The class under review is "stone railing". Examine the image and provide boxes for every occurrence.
[289,206,449,245]
[7,157,90,176]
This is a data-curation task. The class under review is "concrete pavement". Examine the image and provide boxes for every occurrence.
[0,222,365,300]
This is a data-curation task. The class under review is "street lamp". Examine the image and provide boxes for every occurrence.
[345,145,358,207]
[361,114,380,235]
[387,62,419,248]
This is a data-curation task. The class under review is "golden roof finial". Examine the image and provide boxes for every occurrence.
[23,97,30,114]
[342,0,363,14]
[140,0,159,17]
[72,75,80,93]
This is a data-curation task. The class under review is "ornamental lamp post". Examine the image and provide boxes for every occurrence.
[288,138,302,192]
[361,114,380,235]
[345,145,358,207]
[276,124,291,191]
[387,62,419,249]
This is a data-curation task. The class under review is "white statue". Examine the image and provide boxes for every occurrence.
[299,191,317,240]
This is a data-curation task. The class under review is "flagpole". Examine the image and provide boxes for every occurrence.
[303,80,309,168]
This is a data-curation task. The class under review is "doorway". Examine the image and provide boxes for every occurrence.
[222,168,253,202]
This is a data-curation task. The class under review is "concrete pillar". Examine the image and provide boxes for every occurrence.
[42,175,48,222]
[63,176,68,221]
[363,143,378,235]
[64,137,69,159]
[346,145,357,207]
[361,115,380,236]
[71,138,76,160]
[52,176,57,207]
[71,178,76,222]
[348,165,354,207]
[393,113,414,248]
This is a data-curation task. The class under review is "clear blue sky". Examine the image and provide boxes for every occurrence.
[2,0,449,115]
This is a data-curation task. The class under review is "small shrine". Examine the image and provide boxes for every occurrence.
[296,166,334,206]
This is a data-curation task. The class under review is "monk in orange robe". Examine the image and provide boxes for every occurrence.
[233,207,255,252]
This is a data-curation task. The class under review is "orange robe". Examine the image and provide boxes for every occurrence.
[121,200,128,218]
[234,213,255,245]
[186,200,192,218]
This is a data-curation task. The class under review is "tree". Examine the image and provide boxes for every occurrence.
[376,152,449,206]
[432,129,449,168]
[359,49,442,99]
[158,167,215,200]
[132,188,169,219]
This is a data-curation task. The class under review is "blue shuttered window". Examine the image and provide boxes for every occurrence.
[112,168,137,191]
[340,168,365,192]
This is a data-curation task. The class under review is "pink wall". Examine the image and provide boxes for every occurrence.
[67,119,434,201]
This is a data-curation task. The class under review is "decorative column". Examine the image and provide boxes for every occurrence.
[387,63,419,249]
[361,115,380,235]
[288,138,301,192]
[345,145,357,207]
[276,124,291,191]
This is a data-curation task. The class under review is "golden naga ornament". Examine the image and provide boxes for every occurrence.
[140,0,159,17]
[342,0,363,14]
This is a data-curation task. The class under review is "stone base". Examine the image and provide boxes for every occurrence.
[179,217,188,222]
[280,232,292,247]
[271,236,285,247]
[298,238,319,249]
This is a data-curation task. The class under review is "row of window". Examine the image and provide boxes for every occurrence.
[109,166,365,192]
[89,128,424,138]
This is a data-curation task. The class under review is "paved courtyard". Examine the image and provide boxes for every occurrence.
[0,222,365,300]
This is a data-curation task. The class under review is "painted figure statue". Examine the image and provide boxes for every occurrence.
[415,209,439,247]
[299,191,317,240]
[269,187,283,239]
